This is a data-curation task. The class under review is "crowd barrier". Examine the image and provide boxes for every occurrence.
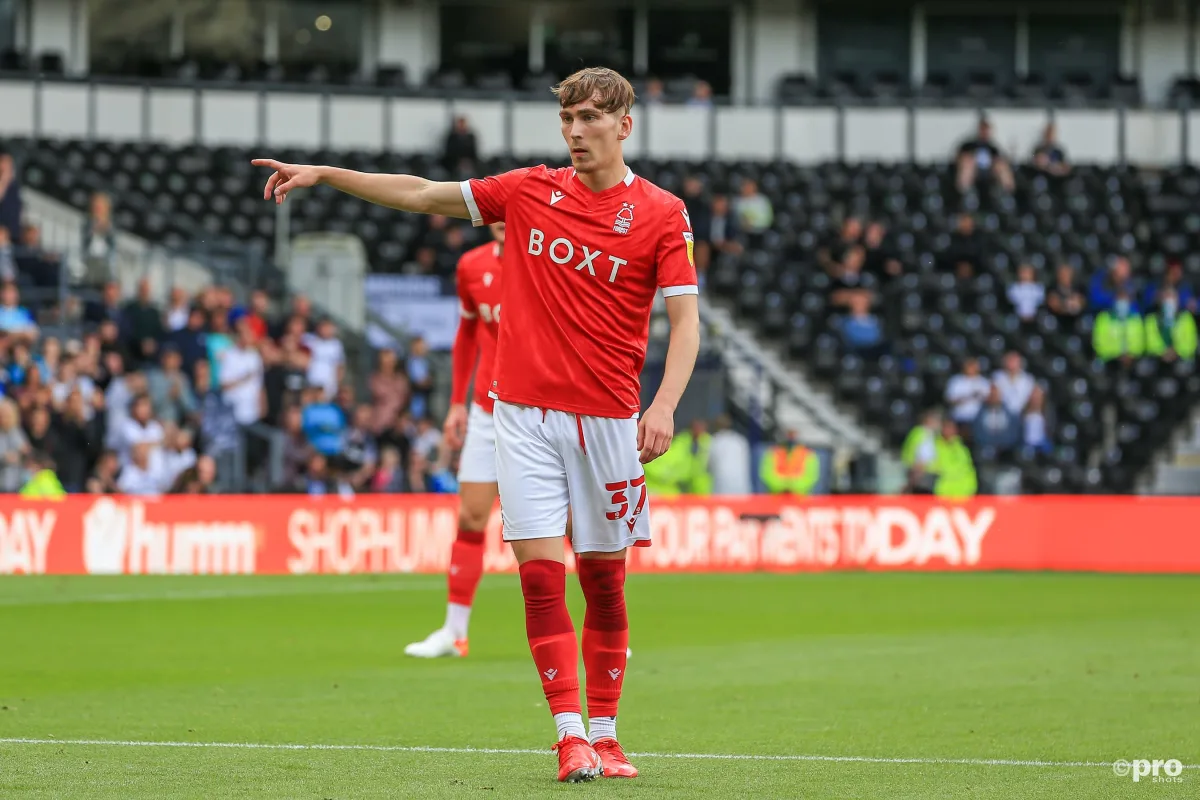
[0,495,1196,576]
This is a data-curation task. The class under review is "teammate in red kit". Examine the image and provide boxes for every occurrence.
[254,66,700,783]
[404,222,506,659]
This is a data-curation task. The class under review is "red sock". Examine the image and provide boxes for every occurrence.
[579,558,628,719]
[447,529,485,607]
[519,559,580,716]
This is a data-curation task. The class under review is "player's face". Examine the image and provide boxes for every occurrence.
[489,221,505,245]
[559,97,631,173]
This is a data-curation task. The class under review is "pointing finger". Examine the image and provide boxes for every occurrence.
[251,158,282,169]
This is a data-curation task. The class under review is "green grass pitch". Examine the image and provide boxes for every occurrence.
[0,571,1196,798]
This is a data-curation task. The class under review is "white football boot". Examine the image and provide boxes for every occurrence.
[404,627,468,658]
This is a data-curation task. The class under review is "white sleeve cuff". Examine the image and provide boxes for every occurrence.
[459,180,484,227]
[661,285,699,297]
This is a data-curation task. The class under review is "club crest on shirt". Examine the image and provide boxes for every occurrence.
[614,203,635,235]
[683,232,694,267]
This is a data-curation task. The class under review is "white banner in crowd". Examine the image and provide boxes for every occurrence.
[364,275,459,351]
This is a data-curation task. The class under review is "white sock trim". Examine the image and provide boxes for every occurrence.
[445,603,471,640]
[554,712,587,741]
[588,716,617,744]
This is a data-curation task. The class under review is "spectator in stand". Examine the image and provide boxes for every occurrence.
[829,244,872,309]
[52,353,96,414]
[407,448,432,493]
[0,398,29,492]
[902,408,941,493]
[342,404,380,491]
[117,393,164,468]
[955,117,1014,193]
[1008,263,1046,325]
[1143,259,1196,314]
[708,415,751,496]
[369,348,410,433]
[1023,387,1052,453]
[275,294,315,339]
[372,446,406,493]
[117,442,161,495]
[82,191,117,282]
[0,282,37,342]
[85,281,124,327]
[170,454,217,494]
[705,194,742,258]
[55,389,103,491]
[1093,287,1145,366]
[942,213,982,280]
[442,115,478,175]
[169,306,210,377]
[302,384,347,459]
[161,426,197,490]
[945,357,992,426]
[195,359,238,457]
[304,452,351,497]
[218,314,264,428]
[0,226,15,282]
[1032,123,1070,177]
[993,352,1037,417]
[377,410,414,477]
[302,316,345,401]
[1144,286,1197,362]
[931,419,977,498]
[818,217,863,273]
[0,145,21,243]
[1089,256,1137,314]
[146,344,197,427]
[23,405,59,471]
[122,279,166,367]
[245,290,271,341]
[643,77,665,105]
[437,226,468,275]
[402,245,438,276]
[164,287,191,332]
[1047,264,1086,325]
[279,405,314,491]
[97,318,126,362]
[863,221,902,282]
[334,381,357,421]
[204,309,234,390]
[687,80,714,108]
[838,292,885,358]
[102,354,135,446]
[972,386,1021,455]
[733,178,773,237]
[406,336,433,419]
[86,450,120,494]
[410,414,442,462]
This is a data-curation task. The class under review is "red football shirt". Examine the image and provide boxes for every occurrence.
[451,241,504,414]
[460,166,697,418]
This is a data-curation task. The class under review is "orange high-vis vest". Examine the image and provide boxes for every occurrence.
[773,446,810,477]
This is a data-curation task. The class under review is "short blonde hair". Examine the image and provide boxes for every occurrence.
[552,67,636,115]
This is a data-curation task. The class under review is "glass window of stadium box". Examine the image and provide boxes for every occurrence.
[924,13,1017,94]
[182,0,267,80]
[646,4,731,97]
[542,3,634,82]
[278,0,364,81]
[815,3,911,97]
[1028,13,1121,96]
[0,0,14,54]
[87,0,173,77]
[439,2,533,89]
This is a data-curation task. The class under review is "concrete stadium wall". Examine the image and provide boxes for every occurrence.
[3,78,1200,167]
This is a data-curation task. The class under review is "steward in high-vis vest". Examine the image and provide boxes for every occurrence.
[1093,294,1145,362]
[931,420,977,499]
[759,431,820,496]
[1144,291,1198,360]
[19,451,65,499]
[673,419,714,495]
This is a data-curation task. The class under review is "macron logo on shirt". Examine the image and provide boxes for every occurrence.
[549,191,565,206]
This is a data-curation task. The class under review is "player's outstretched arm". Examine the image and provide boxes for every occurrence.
[638,293,700,464]
[252,159,470,219]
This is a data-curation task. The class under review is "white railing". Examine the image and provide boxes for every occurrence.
[1,77,1198,166]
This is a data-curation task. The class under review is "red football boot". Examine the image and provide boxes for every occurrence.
[552,735,603,782]
[592,738,638,778]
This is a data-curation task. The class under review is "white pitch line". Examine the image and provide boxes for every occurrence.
[1,738,1195,770]
[0,580,444,607]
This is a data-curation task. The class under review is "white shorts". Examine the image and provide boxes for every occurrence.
[457,403,498,484]
[493,400,651,553]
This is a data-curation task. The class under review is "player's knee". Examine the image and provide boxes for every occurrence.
[578,558,626,603]
[458,504,491,533]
